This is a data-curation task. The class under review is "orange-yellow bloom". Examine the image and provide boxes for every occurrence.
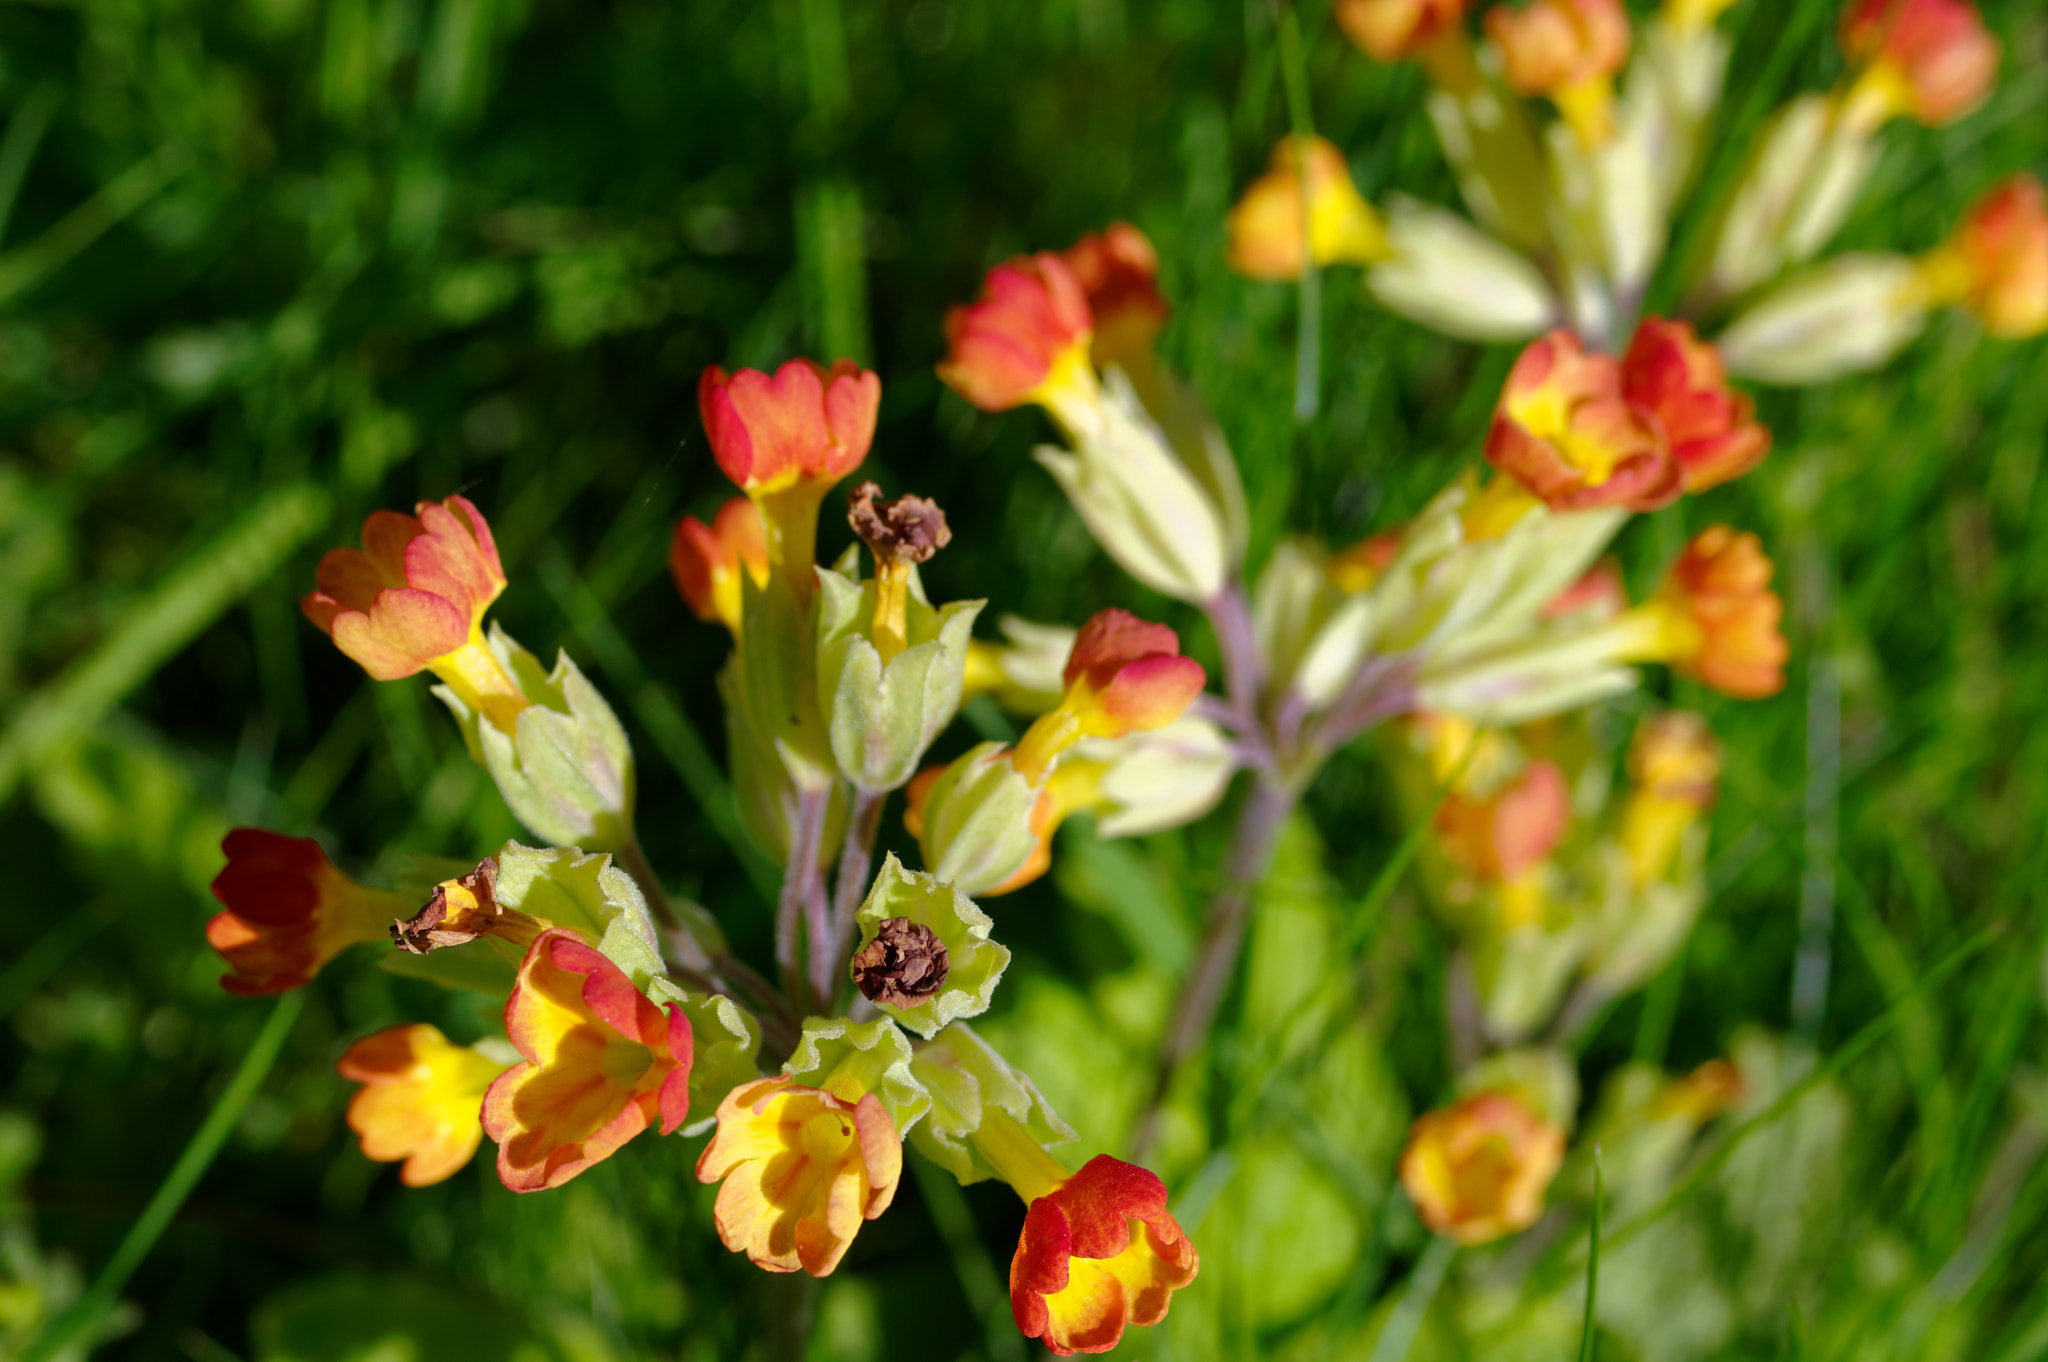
[1008,1154,1199,1356]
[1487,0,1631,145]
[1436,759,1571,883]
[1934,176,2048,339]
[939,254,1097,418]
[1335,0,1473,68]
[1012,610,1206,783]
[1061,223,1169,380]
[1619,528,1789,698]
[1484,329,1678,517]
[337,1024,511,1187]
[670,497,770,634]
[205,829,400,996]
[301,495,525,730]
[1839,0,1997,130]
[699,359,879,496]
[1227,136,1389,283]
[695,1076,902,1276]
[482,928,692,1192]
[1399,1091,1566,1245]
[1622,319,1771,494]
[1620,711,1721,887]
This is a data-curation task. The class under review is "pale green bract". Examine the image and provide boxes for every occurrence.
[814,564,982,792]
[850,853,1009,1039]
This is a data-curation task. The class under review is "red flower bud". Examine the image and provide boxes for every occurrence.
[670,497,770,632]
[699,358,880,494]
[1840,0,1997,128]
[205,829,399,995]
[939,254,1095,413]
[1622,318,1771,493]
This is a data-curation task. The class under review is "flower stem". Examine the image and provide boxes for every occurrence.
[826,786,888,993]
[779,785,831,1010]
[1132,774,1299,1158]
[1201,583,1268,749]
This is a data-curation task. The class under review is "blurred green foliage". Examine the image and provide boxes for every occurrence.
[0,0,2046,1358]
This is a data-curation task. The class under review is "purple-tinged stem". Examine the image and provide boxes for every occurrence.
[779,786,831,1012]
[824,786,888,1002]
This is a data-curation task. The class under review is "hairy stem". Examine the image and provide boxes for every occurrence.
[1202,583,1269,757]
[779,786,831,1012]
[826,786,888,987]
[1132,775,1299,1158]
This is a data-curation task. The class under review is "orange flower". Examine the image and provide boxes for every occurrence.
[1487,0,1631,145]
[1435,759,1571,883]
[1622,319,1771,494]
[1062,223,1169,380]
[1942,176,2048,339]
[1484,329,1678,515]
[204,829,401,996]
[1227,136,1389,282]
[699,359,879,496]
[939,253,1096,422]
[1399,1091,1565,1245]
[1335,0,1473,66]
[337,1024,510,1187]
[1009,1155,1200,1356]
[481,928,692,1192]
[1620,711,1721,887]
[695,1076,902,1276]
[670,497,770,634]
[1621,528,1789,698]
[1839,0,1997,129]
[300,496,525,730]
[1012,610,1207,782]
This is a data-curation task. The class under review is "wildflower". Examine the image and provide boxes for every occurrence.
[205,829,403,996]
[1619,711,1721,887]
[699,359,881,597]
[1012,610,1207,783]
[1839,0,1998,131]
[1482,330,1677,522]
[1399,1091,1566,1245]
[1061,224,1169,381]
[301,495,525,732]
[1336,0,1477,90]
[1227,136,1389,282]
[337,1024,511,1187]
[938,254,1098,430]
[1487,0,1632,146]
[1622,319,1771,493]
[670,497,769,635]
[695,1076,902,1276]
[1616,527,1789,698]
[481,928,692,1192]
[1435,759,1570,928]
[1920,176,2048,339]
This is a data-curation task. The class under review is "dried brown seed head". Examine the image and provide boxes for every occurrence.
[848,481,951,567]
[850,917,950,1008]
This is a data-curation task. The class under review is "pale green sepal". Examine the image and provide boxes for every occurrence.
[918,741,1039,897]
[909,1022,1076,1185]
[1369,194,1558,343]
[431,625,635,852]
[851,853,1010,1038]
[815,566,985,791]
[1077,716,1238,839]
[1716,254,1925,386]
[486,840,661,969]
[784,1015,930,1135]
[736,569,836,791]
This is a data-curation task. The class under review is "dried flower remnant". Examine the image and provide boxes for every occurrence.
[847,480,952,669]
[696,1077,902,1277]
[300,495,524,731]
[1399,1090,1567,1245]
[671,497,770,635]
[338,1024,510,1187]
[1012,610,1206,783]
[1622,319,1772,493]
[482,928,692,1192]
[851,917,950,1008]
[205,829,403,995]
[1227,136,1389,282]
[1839,0,1998,131]
[1487,0,1632,146]
[389,857,550,954]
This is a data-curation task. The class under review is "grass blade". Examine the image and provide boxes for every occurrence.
[1579,1147,1603,1362]
[1365,1235,1456,1362]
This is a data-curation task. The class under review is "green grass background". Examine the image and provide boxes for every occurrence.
[0,0,2045,1357]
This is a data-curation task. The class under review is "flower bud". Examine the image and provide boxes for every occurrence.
[1077,715,1238,839]
[1615,527,1789,698]
[206,830,404,995]
[939,254,1097,428]
[848,854,1011,1037]
[1060,223,1169,382]
[670,497,768,635]
[1716,254,1927,385]
[817,488,982,792]
[1227,136,1389,282]
[1013,610,1206,784]
[301,495,524,731]
[1399,1090,1566,1244]
[1621,318,1771,492]
[1485,329,1678,515]
[1925,175,2048,339]
[1839,0,1997,131]
[1368,194,1560,343]
[1336,0,1474,72]
[1619,710,1720,888]
[1487,0,1631,146]
[905,742,1045,898]
[338,1024,512,1187]
[432,625,635,852]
